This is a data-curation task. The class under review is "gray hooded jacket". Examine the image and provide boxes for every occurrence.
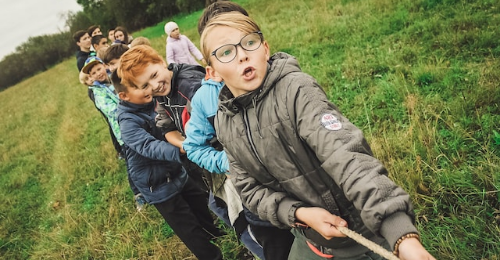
[215,52,418,256]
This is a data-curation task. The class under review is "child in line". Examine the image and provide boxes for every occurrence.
[73,30,93,71]
[200,13,437,260]
[82,56,122,155]
[91,35,109,53]
[87,25,102,37]
[79,70,94,87]
[165,21,206,66]
[102,44,129,73]
[113,26,132,45]
[82,55,146,211]
[183,2,294,260]
[114,57,224,260]
[107,28,115,43]
[119,45,209,194]
[130,36,151,48]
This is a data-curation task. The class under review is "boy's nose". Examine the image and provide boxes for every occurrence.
[236,45,249,63]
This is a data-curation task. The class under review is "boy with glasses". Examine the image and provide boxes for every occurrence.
[200,12,437,260]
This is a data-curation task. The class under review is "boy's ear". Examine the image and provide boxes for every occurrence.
[263,41,270,61]
[205,66,222,82]
[118,91,129,101]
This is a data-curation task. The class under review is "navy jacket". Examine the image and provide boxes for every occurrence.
[117,99,187,204]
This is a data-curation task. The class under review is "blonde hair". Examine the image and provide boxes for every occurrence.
[200,12,262,64]
[130,36,151,48]
[118,45,164,89]
[79,71,91,86]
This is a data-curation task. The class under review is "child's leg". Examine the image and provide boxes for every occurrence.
[209,192,266,260]
[208,191,231,226]
[180,177,226,238]
[240,225,265,260]
[251,224,294,260]
[153,188,222,260]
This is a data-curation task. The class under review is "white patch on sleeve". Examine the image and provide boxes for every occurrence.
[320,113,342,131]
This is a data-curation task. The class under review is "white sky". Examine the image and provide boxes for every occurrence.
[0,0,82,60]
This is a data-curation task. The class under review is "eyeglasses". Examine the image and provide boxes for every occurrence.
[211,31,263,64]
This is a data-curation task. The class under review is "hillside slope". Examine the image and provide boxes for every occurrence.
[1,0,499,259]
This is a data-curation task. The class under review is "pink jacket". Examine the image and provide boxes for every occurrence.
[166,35,203,65]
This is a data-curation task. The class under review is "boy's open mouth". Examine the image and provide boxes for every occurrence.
[243,67,255,79]
[155,83,165,93]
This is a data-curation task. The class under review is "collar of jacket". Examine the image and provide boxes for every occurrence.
[167,62,180,98]
[120,98,156,113]
[218,83,260,117]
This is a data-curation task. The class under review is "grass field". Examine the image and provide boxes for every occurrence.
[1,0,499,259]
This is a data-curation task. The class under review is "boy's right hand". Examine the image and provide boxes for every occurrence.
[295,207,347,240]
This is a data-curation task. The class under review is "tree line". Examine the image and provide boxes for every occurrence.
[0,0,212,91]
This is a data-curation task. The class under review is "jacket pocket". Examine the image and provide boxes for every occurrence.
[148,162,182,191]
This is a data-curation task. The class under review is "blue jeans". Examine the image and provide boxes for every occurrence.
[208,192,265,260]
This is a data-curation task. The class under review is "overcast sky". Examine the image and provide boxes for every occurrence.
[0,0,82,60]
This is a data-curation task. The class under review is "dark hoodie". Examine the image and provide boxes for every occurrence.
[76,50,94,71]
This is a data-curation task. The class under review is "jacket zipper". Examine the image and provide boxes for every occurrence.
[166,96,185,136]
[242,108,265,165]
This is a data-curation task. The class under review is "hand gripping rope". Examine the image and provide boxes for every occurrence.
[336,226,400,260]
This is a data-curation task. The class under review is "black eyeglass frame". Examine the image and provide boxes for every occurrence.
[210,31,263,64]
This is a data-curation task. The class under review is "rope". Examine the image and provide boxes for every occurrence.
[337,226,400,260]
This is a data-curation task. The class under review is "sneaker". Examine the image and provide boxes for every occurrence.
[134,193,147,212]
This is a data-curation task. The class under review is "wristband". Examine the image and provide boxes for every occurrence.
[393,233,420,256]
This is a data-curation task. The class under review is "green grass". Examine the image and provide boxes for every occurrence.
[1,0,499,259]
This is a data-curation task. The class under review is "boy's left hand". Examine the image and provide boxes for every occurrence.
[398,238,437,260]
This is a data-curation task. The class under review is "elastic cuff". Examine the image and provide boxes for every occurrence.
[379,212,419,250]
[276,198,304,226]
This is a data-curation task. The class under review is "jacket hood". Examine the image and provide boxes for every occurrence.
[166,62,206,99]
[219,52,301,116]
[167,63,180,97]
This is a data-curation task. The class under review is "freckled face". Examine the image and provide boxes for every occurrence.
[206,26,269,97]
[132,62,173,97]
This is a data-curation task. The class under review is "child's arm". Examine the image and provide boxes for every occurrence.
[120,114,180,162]
[185,35,205,64]
[92,88,123,146]
[183,83,229,174]
[289,77,432,256]
[165,130,186,153]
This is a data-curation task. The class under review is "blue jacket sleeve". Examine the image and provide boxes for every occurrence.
[183,81,228,173]
[120,113,180,162]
